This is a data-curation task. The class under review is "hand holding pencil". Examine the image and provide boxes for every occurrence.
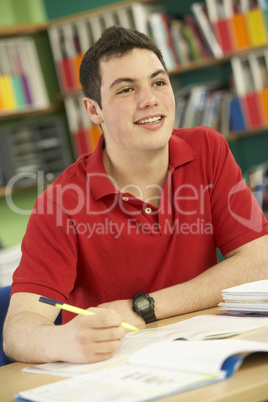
[39,296,137,364]
[39,296,139,331]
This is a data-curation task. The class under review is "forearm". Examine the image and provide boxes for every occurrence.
[4,292,126,364]
[3,312,63,363]
[151,238,268,320]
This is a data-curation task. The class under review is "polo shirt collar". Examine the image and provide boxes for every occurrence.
[169,130,196,168]
[87,131,196,200]
[86,135,118,200]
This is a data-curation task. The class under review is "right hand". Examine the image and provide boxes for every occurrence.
[55,307,126,363]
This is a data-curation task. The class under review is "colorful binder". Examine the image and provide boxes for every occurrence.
[245,7,267,46]
[230,2,250,49]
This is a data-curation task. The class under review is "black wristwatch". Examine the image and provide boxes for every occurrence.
[132,292,157,323]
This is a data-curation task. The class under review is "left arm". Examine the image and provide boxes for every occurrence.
[98,235,268,325]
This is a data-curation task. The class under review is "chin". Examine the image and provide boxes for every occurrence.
[140,137,170,152]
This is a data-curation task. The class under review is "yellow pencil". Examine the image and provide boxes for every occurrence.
[39,296,139,331]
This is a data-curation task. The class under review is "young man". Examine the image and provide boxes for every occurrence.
[4,26,268,364]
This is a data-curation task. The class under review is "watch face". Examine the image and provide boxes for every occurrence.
[136,298,150,310]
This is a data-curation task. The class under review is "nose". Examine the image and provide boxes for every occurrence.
[137,86,159,109]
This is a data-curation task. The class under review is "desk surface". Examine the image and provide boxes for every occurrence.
[1,308,268,402]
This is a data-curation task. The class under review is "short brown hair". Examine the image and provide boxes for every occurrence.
[79,25,167,108]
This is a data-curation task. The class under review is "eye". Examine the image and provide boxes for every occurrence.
[153,80,166,87]
[117,87,133,94]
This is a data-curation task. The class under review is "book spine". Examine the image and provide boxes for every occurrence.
[206,0,236,54]
[248,51,268,125]
[0,40,26,112]
[130,2,164,34]
[183,14,209,59]
[160,13,181,66]
[242,92,264,128]
[1,41,28,109]
[231,5,250,49]
[116,7,135,29]
[191,3,223,58]
[170,19,191,65]
[244,5,267,46]
[64,94,100,157]
[229,96,248,131]
[16,37,49,108]
[148,13,178,71]
[181,19,202,61]
[88,16,103,42]
[59,27,75,91]
[232,54,266,128]
[102,11,118,28]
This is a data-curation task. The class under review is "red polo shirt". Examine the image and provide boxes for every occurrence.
[12,127,268,323]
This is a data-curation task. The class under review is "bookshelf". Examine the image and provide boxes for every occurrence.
[168,43,268,76]
[0,19,72,249]
[44,1,268,150]
[37,0,268,225]
[0,104,63,121]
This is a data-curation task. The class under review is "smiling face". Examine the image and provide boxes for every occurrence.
[83,48,175,159]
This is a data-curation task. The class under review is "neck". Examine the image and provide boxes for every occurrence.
[103,146,169,207]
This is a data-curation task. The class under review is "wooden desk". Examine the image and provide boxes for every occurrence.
[1,308,268,402]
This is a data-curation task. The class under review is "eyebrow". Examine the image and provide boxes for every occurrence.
[109,69,168,90]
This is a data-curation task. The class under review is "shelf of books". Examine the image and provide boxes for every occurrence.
[42,0,268,218]
[0,32,60,117]
[45,0,268,158]
[0,18,72,196]
[172,46,268,137]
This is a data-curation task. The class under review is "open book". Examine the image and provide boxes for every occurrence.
[23,314,268,377]
[16,339,268,402]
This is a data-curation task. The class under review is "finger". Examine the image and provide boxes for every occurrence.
[89,326,125,342]
[93,339,122,355]
[85,309,124,329]
[89,352,115,363]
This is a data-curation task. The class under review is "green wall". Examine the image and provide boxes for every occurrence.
[229,134,268,174]
[0,0,47,26]
[43,0,126,20]
[0,187,36,248]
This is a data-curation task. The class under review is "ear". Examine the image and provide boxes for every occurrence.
[82,97,104,125]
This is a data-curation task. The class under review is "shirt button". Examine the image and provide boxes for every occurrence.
[122,196,129,201]
[145,207,152,214]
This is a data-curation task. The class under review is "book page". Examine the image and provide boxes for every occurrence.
[126,314,268,341]
[129,339,268,375]
[17,363,220,402]
[23,314,268,376]
[222,280,268,295]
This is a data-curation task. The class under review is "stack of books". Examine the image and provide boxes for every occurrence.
[64,94,102,157]
[48,2,164,92]
[174,81,231,133]
[0,37,49,115]
[204,0,268,54]
[230,49,268,132]
[218,280,268,313]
